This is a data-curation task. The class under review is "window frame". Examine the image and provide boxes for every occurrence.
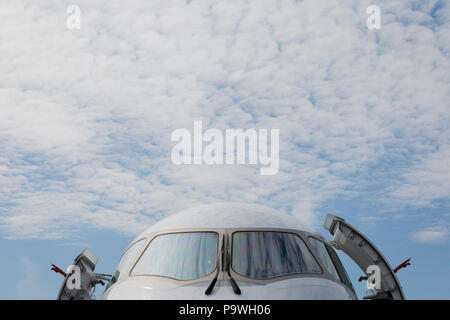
[129,230,221,282]
[307,236,342,281]
[229,229,323,282]
[106,227,355,290]
[308,235,355,293]
[104,238,148,291]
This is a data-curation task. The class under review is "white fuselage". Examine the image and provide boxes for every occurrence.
[102,277,356,300]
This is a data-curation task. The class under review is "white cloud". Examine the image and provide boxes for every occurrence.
[386,146,450,207]
[0,0,449,239]
[410,226,449,244]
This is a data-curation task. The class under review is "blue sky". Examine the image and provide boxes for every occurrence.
[0,0,449,299]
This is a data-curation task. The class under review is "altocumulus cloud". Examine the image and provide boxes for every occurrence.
[0,0,449,239]
[410,226,449,244]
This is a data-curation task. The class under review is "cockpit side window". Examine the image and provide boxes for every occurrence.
[325,245,354,291]
[107,238,146,289]
[308,237,354,291]
[231,231,321,280]
[308,237,341,281]
[131,232,218,281]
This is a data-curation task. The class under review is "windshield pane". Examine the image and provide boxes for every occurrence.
[131,232,218,280]
[232,231,321,279]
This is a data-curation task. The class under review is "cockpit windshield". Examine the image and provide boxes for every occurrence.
[231,231,321,279]
[131,232,218,281]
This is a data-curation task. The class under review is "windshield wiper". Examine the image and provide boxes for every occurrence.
[205,234,241,295]
[205,266,240,295]
[204,274,218,295]
[227,248,241,295]
[205,234,224,295]
[228,276,241,295]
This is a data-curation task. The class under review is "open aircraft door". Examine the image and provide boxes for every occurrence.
[56,248,111,300]
[324,214,406,300]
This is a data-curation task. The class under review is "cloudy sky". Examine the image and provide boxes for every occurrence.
[0,0,449,299]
